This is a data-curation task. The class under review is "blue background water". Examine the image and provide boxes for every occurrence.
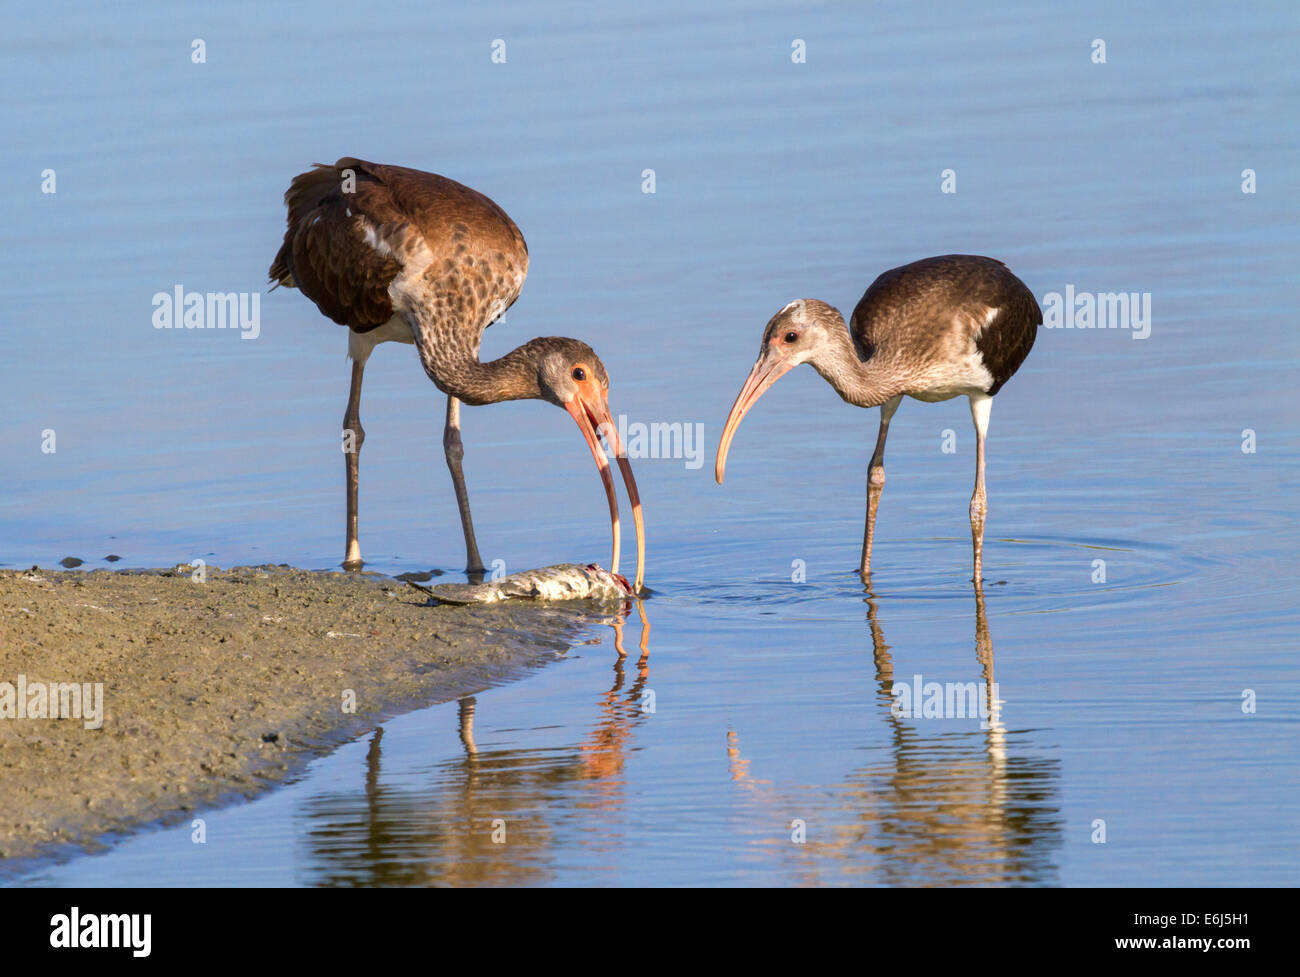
[3,0,1297,885]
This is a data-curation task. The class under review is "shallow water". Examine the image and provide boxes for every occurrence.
[4,0,1299,885]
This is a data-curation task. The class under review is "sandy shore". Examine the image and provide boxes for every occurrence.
[0,564,615,868]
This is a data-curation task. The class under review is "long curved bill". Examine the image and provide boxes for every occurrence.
[715,354,796,484]
[565,395,646,593]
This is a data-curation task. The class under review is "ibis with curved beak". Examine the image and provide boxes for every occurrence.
[715,254,1039,582]
[270,158,645,590]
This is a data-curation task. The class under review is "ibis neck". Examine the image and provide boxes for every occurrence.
[406,311,541,405]
[808,323,900,408]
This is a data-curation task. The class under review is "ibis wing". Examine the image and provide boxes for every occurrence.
[268,160,405,328]
[849,254,1039,393]
[269,158,529,333]
[354,160,530,330]
[973,272,1040,394]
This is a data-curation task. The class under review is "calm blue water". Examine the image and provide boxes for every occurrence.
[3,0,1298,885]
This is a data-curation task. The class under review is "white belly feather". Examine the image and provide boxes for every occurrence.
[907,348,995,402]
[347,314,414,363]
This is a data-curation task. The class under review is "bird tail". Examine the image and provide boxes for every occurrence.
[267,241,295,290]
[269,159,378,289]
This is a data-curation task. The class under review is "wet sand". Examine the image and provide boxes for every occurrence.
[0,564,611,867]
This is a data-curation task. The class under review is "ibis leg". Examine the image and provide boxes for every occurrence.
[343,360,366,570]
[969,394,992,583]
[444,395,487,576]
[860,395,903,578]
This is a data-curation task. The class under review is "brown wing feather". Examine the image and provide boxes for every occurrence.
[974,271,1040,394]
[268,158,529,333]
[268,161,403,329]
[850,254,1039,394]
[343,159,528,265]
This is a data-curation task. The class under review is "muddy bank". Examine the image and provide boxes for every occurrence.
[0,564,618,867]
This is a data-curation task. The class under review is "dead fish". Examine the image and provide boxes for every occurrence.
[408,564,634,605]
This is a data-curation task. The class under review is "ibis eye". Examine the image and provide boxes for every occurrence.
[572,367,586,381]
[783,331,798,344]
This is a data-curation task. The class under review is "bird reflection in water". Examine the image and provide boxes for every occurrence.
[298,600,650,887]
[728,581,1062,886]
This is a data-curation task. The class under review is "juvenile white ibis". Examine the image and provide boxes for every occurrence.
[715,255,1039,581]
[269,158,645,590]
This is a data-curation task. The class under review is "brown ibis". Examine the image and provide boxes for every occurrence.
[715,254,1039,581]
[269,158,645,590]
